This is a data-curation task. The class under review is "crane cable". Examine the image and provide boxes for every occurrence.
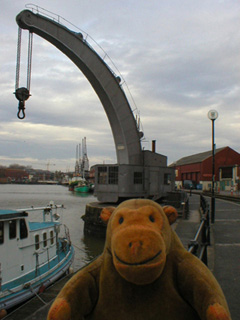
[14,27,33,119]
[27,30,33,92]
[15,27,22,91]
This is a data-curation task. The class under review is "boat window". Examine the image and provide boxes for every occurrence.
[9,220,16,239]
[0,222,4,244]
[35,234,40,250]
[43,232,47,247]
[20,219,28,239]
[50,230,54,245]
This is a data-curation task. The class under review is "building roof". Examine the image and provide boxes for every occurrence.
[170,147,227,166]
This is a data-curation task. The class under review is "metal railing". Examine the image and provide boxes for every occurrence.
[163,191,189,218]
[188,195,210,265]
[182,193,190,219]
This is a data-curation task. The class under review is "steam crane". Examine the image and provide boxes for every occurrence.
[15,6,175,203]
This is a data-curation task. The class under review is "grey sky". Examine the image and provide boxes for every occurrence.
[0,0,239,171]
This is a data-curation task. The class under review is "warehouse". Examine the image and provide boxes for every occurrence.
[171,146,240,192]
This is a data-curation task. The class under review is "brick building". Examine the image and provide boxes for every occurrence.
[171,146,240,191]
[0,168,29,183]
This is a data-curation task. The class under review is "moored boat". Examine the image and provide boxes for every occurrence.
[68,180,78,191]
[74,185,90,193]
[0,203,74,315]
[74,178,90,193]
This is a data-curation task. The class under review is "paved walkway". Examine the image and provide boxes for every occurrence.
[211,197,240,320]
[175,194,239,320]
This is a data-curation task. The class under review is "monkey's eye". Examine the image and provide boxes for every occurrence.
[119,217,124,224]
[149,215,155,223]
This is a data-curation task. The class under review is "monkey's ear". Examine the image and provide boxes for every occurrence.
[163,206,178,225]
[100,207,115,224]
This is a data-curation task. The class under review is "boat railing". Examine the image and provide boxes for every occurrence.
[17,204,64,222]
[31,224,71,252]
[34,234,71,275]
[63,224,71,244]
[17,204,64,212]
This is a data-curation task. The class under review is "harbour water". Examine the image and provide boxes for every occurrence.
[0,184,105,272]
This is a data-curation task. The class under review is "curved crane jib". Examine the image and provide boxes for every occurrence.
[16,9,143,166]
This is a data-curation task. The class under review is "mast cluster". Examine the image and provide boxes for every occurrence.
[75,137,89,178]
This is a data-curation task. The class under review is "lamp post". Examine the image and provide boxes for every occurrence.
[208,110,218,223]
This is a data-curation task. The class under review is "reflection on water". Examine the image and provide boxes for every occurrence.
[0,184,105,271]
[73,191,93,198]
[81,233,105,263]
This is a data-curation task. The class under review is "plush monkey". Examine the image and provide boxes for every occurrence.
[47,199,231,320]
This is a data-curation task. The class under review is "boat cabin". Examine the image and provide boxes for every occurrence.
[0,205,74,311]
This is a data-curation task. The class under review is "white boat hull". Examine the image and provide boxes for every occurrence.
[0,205,74,313]
[0,247,74,310]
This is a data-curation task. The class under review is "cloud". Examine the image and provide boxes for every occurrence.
[1,0,240,170]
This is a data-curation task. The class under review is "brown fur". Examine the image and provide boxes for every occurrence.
[47,199,231,320]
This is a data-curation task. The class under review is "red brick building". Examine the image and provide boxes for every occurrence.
[171,146,240,191]
[0,168,29,183]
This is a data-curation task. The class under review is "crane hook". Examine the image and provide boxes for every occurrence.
[17,100,26,119]
[14,87,30,120]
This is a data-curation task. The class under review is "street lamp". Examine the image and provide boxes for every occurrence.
[208,110,218,223]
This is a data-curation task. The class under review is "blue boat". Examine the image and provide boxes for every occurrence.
[0,203,74,315]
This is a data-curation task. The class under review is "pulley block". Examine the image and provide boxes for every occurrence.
[14,87,30,120]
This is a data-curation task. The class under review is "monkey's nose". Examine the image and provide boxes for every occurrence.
[128,240,143,255]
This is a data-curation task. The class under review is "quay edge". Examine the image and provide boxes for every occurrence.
[82,191,189,238]
[82,202,116,237]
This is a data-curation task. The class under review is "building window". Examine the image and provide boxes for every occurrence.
[20,219,28,239]
[98,167,108,184]
[0,222,4,244]
[164,173,171,185]
[108,167,118,184]
[43,232,47,247]
[9,220,16,239]
[134,172,143,184]
[50,230,54,245]
[35,234,40,250]
[221,167,232,179]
